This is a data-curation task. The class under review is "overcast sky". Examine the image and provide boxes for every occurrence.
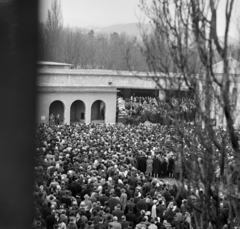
[39,0,141,27]
[39,0,240,38]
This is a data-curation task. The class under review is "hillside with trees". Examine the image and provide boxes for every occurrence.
[38,0,148,71]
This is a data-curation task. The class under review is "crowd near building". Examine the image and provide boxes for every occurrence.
[33,61,240,229]
[37,58,240,128]
[37,62,193,126]
[34,121,239,229]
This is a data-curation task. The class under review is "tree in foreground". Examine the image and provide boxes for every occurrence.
[140,0,240,228]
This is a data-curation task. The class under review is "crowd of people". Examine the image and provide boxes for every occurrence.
[33,122,234,229]
[117,96,196,125]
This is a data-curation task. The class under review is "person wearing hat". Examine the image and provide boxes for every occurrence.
[125,209,136,228]
[167,155,175,178]
[99,192,109,206]
[161,158,168,178]
[136,196,148,217]
[106,193,121,213]
[120,216,129,229]
[152,155,161,178]
[46,209,57,229]
[67,217,77,229]
[69,201,79,216]
[164,205,176,225]
[61,191,72,208]
[112,204,124,221]
[120,189,128,211]
[156,199,166,219]
[127,173,138,191]
[102,208,112,222]
[94,217,105,229]
[124,198,136,215]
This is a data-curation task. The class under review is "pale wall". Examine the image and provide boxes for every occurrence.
[37,70,170,90]
[37,90,117,124]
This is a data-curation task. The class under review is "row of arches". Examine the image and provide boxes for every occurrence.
[49,100,106,124]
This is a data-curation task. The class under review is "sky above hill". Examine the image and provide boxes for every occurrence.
[39,0,142,27]
[39,0,240,39]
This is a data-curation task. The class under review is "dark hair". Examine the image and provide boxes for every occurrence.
[107,215,112,221]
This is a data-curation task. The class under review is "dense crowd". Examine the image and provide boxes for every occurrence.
[33,122,236,229]
[117,96,196,125]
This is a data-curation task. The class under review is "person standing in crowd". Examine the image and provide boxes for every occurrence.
[161,158,168,178]
[152,155,161,178]
[120,215,129,229]
[55,114,60,125]
[49,114,55,125]
[108,216,122,229]
[120,189,128,211]
[46,209,57,229]
[174,159,181,180]
[168,155,174,178]
[146,156,153,177]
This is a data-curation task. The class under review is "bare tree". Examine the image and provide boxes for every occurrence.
[45,0,63,61]
[140,0,240,228]
[95,33,110,69]
[63,27,86,68]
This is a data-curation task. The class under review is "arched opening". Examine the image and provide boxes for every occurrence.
[70,100,85,123]
[49,100,64,124]
[91,100,106,123]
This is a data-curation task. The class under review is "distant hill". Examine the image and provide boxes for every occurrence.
[93,23,152,40]
[83,23,239,47]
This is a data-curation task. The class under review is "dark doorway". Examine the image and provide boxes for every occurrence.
[49,100,64,124]
[91,100,106,123]
[70,100,85,123]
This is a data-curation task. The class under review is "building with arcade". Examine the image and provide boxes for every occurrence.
[37,58,240,126]
[37,61,188,125]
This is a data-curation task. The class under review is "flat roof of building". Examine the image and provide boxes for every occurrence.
[37,61,72,66]
[38,68,183,78]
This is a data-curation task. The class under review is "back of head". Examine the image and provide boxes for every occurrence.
[113,216,118,222]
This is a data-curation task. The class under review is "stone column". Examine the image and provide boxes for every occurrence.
[64,103,71,124]
[85,101,91,124]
